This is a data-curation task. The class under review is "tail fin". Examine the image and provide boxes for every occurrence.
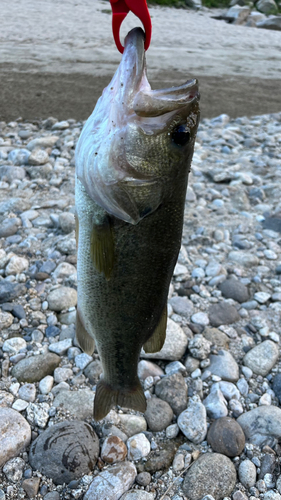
[93,379,146,421]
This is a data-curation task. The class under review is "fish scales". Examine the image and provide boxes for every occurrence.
[75,27,200,420]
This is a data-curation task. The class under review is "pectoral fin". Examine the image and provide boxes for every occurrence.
[76,308,95,355]
[143,306,167,353]
[90,216,114,280]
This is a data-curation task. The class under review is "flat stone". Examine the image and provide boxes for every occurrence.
[141,319,188,361]
[28,148,49,165]
[207,350,239,382]
[218,278,249,303]
[243,340,279,376]
[101,435,127,463]
[47,286,77,312]
[84,462,137,500]
[237,405,281,447]
[75,353,92,370]
[254,292,271,304]
[155,373,188,416]
[238,458,257,488]
[11,353,60,383]
[27,136,59,150]
[0,281,26,303]
[5,255,29,275]
[49,338,72,355]
[207,417,245,457]
[140,440,178,474]
[191,312,210,326]
[178,396,207,444]
[53,390,95,419]
[182,453,237,500]
[52,262,76,280]
[29,420,99,485]
[0,391,14,407]
[209,303,240,327]
[257,16,281,30]
[228,251,259,268]
[203,327,229,349]
[0,408,31,467]
[144,397,173,432]
[39,375,54,394]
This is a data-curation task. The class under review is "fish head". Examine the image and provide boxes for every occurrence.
[76,27,200,224]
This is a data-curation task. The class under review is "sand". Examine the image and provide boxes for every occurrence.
[1,0,281,120]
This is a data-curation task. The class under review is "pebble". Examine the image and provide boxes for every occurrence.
[2,337,26,355]
[75,352,92,370]
[138,360,164,379]
[141,319,188,360]
[182,453,237,500]
[0,311,13,329]
[243,340,279,375]
[118,415,147,437]
[39,376,54,394]
[22,477,41,498]
[11,353,60,383]
[49,338,73,355]
[237,405,281,447]
[144,397,174,432]
[127,433,151,460]
[188,334,211,359]
[29,420,99,484]
[177,396,207,443]
[208,303,240,327]
[83,462,137,500]
[207,350,239,382]
[18,383,36,402]
[0,281,26,303]
[47,286,77,311]
[218,277,249,303]
[101,435,127,463]
[155,372,188,415]
[203,327,229,349]
[207,417,245,457]
[191,312,209,326]
[12,399,29,411]
[203,385,228,418]
[238,458,257,488]
[26,402,50,428]
[84,360,103,384]
[254,291,271,303]
[0,407,31,466]
[53,389,95,419]
[120,493,154,500]
[228,251,259,268]
[272,373,281,402]
[136,472,151,486]
[169,296,193,316]
[3,457,25,482]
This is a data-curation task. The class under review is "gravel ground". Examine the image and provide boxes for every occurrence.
[0,111,281,500]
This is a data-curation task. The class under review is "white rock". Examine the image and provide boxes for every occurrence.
[178,396,207,443]
[3,337,26,355]
[26,403,49,428]
[5,255,29,275]
[254,292,271,304]
[141,319,188,361]
[84,462,137,500]
[238,459,256,488]
[0,408,31,467]
[39,376,54,394]
[0,311,13,329]
[49,338,72,355]
[12,399,29,412]
[127,433,150,460]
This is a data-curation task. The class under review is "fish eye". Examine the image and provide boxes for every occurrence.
[171,124,191,146]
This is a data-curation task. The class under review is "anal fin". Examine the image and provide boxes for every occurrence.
[76,308,95,355]
[90,216,114,280]
[143,305,167,354]
[93,380,146,421]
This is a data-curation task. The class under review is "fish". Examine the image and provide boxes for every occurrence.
[75,27,200,420]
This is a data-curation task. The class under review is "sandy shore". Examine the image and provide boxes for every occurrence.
[1,0,281,120]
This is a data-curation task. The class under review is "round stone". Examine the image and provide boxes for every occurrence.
[243,340,279,376]
[101,436,127,463]
[182,453,237,500]
[138,360,164,380]
[207,417,245,457]
[5,255,29,275]
[0,311,13,329]
[18,384,36,402]
[238,458,257,488]
[144,397,173,432]
[178,396,207,444]
[188,334,211,359]
[207,350,239,382]
[141,319,188,361]
[136,472,151,486]
[47,286,77,312]
[208,303,240,327]
[155,372,188,416]
[0,408,31,467]
[11,353,60,383]
[218,277,249,303]
[118,415,147,437]
[29,420,99,485]
[127,433,150,461]
[191,312,209,326]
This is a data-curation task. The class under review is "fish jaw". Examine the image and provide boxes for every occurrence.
[75,27,199,224]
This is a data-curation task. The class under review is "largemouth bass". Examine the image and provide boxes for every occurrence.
[75,27,200,420]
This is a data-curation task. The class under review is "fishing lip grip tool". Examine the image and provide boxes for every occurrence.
[109,0,152,53]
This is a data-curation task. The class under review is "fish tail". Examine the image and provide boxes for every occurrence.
[93,379,146,421]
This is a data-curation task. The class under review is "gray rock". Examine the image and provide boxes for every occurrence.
[207,350,239,382]
[75,353,92,370]
[138,360,164,380]
[237,405,281,447]
[228,251,259,268]
[0,312,14,329]
[185,356,200,373]
[120,492,154,500]
[53,390,95,419]
[3,457,25,482]
[54,367,73,383]
[207,417,245,457]
[29,420,99,485]
[219,381,240,401]
[127,433,150,460]
[257,16,281,30]
[236,378,248,396]
[169,296,193,317]
[22,477,41,498]
[44,493,60,500]
[39,376,54,394]
[141,319,188,361]
[0,281,26,303]
[191,312,209,326]
[84,462,137,500]
[178,396,207,443]
[256,0,278,14]
[8,148,30,165]
[226,5,251,24]
[272,373,281,402]
[52,262,76,280]
[28,148,49,165]
[118,415,147,437]
[155,372,188,416]
[59,212,76,233]
[3,337,26,355]
[203,327,229,349]
[144,397,174,432]
[203,385,228,419]
[26,402,50,428]
[136,472,151,486]
[18,384,36,402]
[27,135,59,150]
[0,408,31,467]
[182,453,237,500]
[208,303,240,327]
[238,458,257,488]
[0,217,21,238]
[47,286,77,312]
[188,334,211,359]
[49,338,73,355]
[84,360,103,384]
[243,340,279,376]
[11,353,60,383]
[218,278,249,303]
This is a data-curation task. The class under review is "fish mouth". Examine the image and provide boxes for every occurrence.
[122,27,199,118]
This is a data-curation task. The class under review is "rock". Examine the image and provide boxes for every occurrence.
[272,373,281,402]
[238,458,257,488]
[203,327,229,349]
[155,373,188,416]
[0,408,31,467]
[219,381,240,401]
[207,350,239,382]
[29,420,99,485]
[3,457,25,482]
[84,462,137,500]
[144,397,173,432]
[259,453,276,479]
[39,376,54,394]
[28,148,49,165]
[0,311,13,329]
[52,262,76,280]
[22,477,41,498]
[228,251,259,268]
[75,353,92,370]
[0,218,21,238]
[2,337,26,355]
[84,360,103,384]
[5,255,29,275]
[203,386,228,419]
[226,5,251,24]
[256,0,278,14]
[58,212,76,233]
[0,391,14,407]
[27,136,59,150]
[49,338,73,355]
[139,440,178,473]
[11,353,60,383]
[257,16,281,31]
[182,453,237,500]
[178,396,207,444]
[218,278,249,303]
[47,286,77,311]
[18,384,36,402]
[8,148,30,165]
[26,402,49,428]
[127,433,150,460]
[12,399,29,411]
[138,360,164,380]
[207,417,245,457]
[0,281,26,303]
[141,319,188,361]
[254,291,271,304]
[169,296,193,316]
[120,492,154,500]
[191,312,209,326]
[264,493,281,500]
[188,334,211,359]
[185,356,200,373]
[118,415,147,437]
[136,472,151,486]
[185,0,202,9]
[101,436,127,463]
[208,303,240,327]
[237,405,281,447]
[243,340,279,376]
[53,389,95,419]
